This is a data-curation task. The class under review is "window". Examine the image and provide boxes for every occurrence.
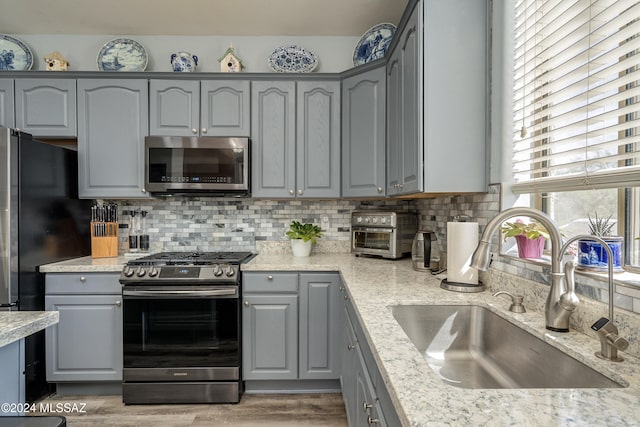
[511,0,640,271]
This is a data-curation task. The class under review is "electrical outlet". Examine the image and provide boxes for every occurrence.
[321,215,330,228]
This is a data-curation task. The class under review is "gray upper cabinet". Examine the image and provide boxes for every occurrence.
[342,65,386,197]
[15,79,77,137]
[252,80,340,198]
[150,79,250,137]
[77,79,149,199]
[0,79,14,128]
[387,0,488,196]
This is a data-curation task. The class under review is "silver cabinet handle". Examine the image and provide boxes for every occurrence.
[201,128,207,134]
[267,275,273,280]
[191,128,198,134]
[115,300,121,307]
[80,276,86,282]
[363,402,372,412]
[367,416,380,425]
[289,189,294,195]
[244,301,250,307]
[347,344,355,351]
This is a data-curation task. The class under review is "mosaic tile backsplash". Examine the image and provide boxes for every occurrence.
[114,184,640,318]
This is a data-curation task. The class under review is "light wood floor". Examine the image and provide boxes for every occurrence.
[30,393,348,427]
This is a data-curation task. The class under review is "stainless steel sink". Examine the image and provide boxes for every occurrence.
[391,305,624,389]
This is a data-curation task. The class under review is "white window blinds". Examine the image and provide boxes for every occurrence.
[511,0,640,193]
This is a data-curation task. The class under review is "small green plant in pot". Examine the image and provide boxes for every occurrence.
[286,221,322,257]
[499,220,550,259]
[577,213,623,272]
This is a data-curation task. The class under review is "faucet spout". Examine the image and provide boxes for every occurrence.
[470,207,574,331]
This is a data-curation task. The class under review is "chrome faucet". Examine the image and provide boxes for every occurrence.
[561,235,630,362]
[470,207,578,332]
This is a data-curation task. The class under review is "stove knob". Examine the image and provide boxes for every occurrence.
[136,267,146,277]
[213,265,223,277]
[123,266,135,277]
[148,267,158,278]
[224,266,236,277]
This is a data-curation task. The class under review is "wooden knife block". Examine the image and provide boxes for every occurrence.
[91,221,119,258]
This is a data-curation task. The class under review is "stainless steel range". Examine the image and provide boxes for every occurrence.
[119,251,254,404]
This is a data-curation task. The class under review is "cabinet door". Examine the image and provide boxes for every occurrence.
[242,294,298,380]
[0,340,24,415]
[15,79,77,137]
[342,67,386,197]
[299,273,341,380]
[386,51,402,195]
[149,80,199,136]
[0,79,14,128]
[45,294,123,381]
[251,81,296,198]
[296,81,340,198]
[77,79,149,199]
[201,80,250,136]
[341,303,358,427]
[398,6,422,195]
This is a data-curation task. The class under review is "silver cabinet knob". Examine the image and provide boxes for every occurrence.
[377,187,383,193]
[344,294,349,300]
[297,189,303,195]
[80,276,86,282]
[267,275,273,280]
[289,189,294,195]
[115,300,122,307]
[191,128,198,134]
[244,301,250,307]
[367,416,380,425]
[201,128,207,134]
[347,344,355,351]
[363,402,373,412]
[141,188,147,193]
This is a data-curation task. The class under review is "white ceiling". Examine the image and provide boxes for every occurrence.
[0,0,408,36]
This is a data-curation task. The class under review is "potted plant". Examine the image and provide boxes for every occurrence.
[577,213,623,272]
[499,220,550,259]
[285,221,323,257]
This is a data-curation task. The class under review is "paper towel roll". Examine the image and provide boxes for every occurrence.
[447,222,479,284]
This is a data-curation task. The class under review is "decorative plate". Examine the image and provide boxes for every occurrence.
[97,38,148,71]
[353,23,396,66]
[0,35,33,71]
[268,45,318,73]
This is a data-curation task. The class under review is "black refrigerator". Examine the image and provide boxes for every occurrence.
[0,128,91,402]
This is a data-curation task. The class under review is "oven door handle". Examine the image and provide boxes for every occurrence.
[122,288,237,298]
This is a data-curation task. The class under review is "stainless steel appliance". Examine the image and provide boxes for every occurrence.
[411,230,440,272]
[351,211,417,259]
[0,128,91,402]
[119,251,255,404]
[144,136,250,196]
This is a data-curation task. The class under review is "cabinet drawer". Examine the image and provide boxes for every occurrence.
[46,273,121,295]
[243,272,298,293]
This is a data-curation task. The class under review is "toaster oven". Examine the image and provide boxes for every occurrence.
[351,211,418,259]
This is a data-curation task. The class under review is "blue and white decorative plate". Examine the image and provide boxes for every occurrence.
[353,23,396,66]
[268,45,318,73]
[0,35,33,71]
[97,38,148,71]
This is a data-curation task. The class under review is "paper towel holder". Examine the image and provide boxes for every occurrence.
[440,278,485,293]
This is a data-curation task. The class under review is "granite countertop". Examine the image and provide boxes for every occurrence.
[40,252,640,425]
[0,311,59,348]
[244,253,640,427]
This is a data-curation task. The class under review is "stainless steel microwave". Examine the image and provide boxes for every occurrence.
[144,136,250,195]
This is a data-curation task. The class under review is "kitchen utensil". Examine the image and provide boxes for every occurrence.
[90,202,118,258]
[411,230,439,272]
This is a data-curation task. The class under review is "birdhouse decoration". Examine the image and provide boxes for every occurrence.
[218,44,243,73]
[44,51,69,71]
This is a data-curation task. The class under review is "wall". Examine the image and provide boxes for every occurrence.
[12,34,360,73]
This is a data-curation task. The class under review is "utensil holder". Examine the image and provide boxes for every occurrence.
[91,221,119,258]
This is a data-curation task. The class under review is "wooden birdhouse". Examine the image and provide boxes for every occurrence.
[44,51,69,71]
[218,45,243,73]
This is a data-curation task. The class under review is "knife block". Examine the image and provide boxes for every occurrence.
[91,221,119,258]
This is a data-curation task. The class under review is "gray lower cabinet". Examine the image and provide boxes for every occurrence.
[0,79,14,128]
[0,339,25,415]
[77,79,149,199]
[242,272,341,381]
[341,64,386,198]
[340,287,399,427]
[15,79,77,137]
[45,273,122,383]
[251,81,340,198]
[149,79,250,137]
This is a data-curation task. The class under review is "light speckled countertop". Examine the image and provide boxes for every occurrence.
[40,253,640,426]
[0,311,59,348]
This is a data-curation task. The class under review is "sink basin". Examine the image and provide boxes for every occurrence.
[391,305,624,389]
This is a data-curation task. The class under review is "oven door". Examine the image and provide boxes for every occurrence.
[122,286,239,381]
[352,227,396,256]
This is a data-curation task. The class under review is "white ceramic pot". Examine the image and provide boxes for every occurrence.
[290,239,312,257]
